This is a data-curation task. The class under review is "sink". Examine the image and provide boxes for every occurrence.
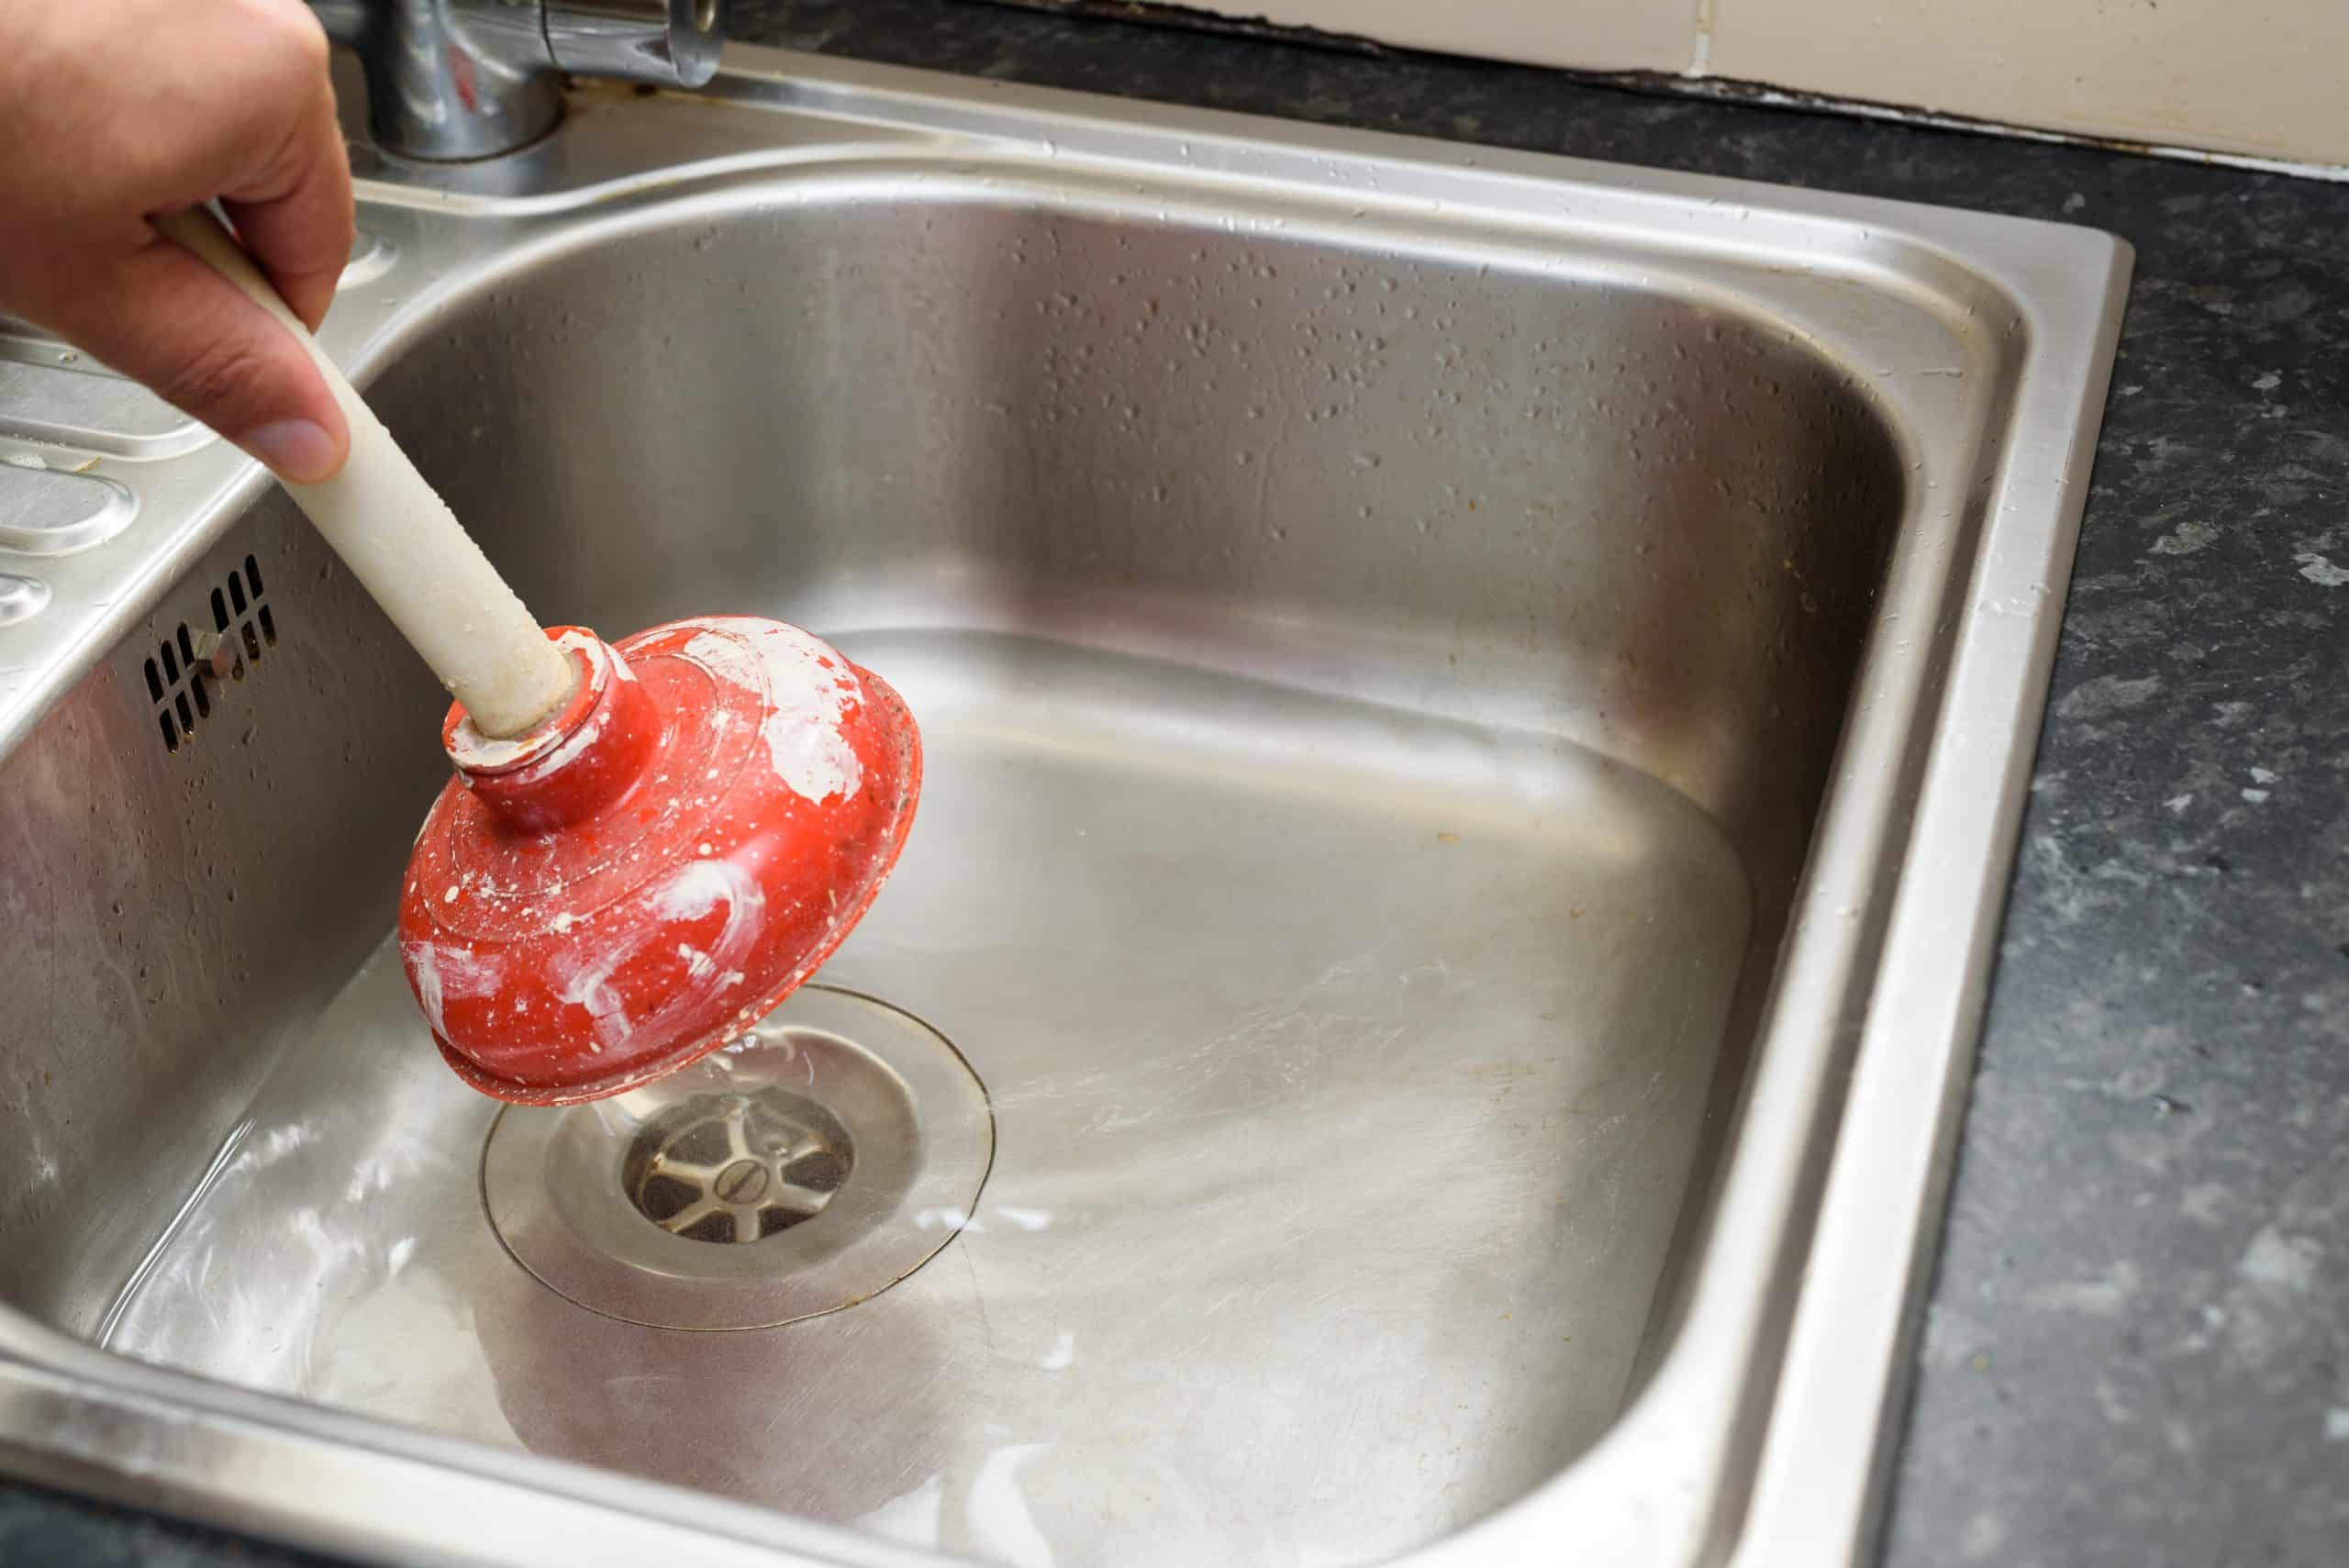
[0,49,2128,1568]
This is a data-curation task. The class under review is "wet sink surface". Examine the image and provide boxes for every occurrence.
[111,632,1748,1562]
[0,47,2127,1568]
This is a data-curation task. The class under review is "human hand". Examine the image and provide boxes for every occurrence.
[0,0,354,482]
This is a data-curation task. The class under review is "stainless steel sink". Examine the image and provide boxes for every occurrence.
[0,49,2128,1568]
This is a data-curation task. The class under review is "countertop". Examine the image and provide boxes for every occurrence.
[8,2,2344,1563]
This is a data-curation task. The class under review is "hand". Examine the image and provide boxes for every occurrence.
[0,0,354,483]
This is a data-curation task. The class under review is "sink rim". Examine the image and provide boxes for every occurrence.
[0,43,2131,1568]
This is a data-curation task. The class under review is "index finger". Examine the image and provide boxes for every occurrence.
[219,67,353,331]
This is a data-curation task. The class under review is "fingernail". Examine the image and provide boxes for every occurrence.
[241,419,340,484]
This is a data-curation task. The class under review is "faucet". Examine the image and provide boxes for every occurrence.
[309,0,725,161]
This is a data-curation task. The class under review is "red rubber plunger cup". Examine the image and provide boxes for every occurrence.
[396,616,921,1105]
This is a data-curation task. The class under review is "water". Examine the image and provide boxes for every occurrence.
[104,629,1750,1568]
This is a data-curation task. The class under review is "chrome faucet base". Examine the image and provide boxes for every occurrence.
[312,0,724,161]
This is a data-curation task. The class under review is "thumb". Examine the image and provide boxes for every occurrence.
[56,236,350,484]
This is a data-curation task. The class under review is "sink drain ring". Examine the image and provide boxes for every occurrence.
[482,985,992,1330]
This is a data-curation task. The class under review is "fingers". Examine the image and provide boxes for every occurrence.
[63,0,351,480]
[217,12,351,332]
[0,0,353,480]
[49,238,350,483]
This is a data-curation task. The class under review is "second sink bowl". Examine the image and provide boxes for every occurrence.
[0,48,2128,1568]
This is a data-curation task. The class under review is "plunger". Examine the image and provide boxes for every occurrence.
[157,207,921,1105]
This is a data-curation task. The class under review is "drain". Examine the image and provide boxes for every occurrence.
[623,1089,852,1243]
[482,984,992,1330]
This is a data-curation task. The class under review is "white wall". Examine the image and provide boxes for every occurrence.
[1185,0,2349,171]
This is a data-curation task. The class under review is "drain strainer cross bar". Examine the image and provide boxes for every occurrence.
[625,1090,852,1244]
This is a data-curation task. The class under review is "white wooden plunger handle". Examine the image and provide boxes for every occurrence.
[153,206,576,740]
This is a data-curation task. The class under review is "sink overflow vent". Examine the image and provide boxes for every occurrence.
[145,552,277,753]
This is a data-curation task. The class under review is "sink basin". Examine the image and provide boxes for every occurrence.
[0,49,2127,1568]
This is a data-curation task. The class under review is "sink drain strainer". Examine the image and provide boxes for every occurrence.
[482,985,992,1330]
[623,1088,854,1244]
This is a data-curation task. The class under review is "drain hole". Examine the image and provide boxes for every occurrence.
[784,1150,848,1192]
[620,1088,855,1246]
[635,1173,700,1223]
[668,1118,731,1168]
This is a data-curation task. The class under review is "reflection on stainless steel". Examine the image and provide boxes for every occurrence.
[0,46,2128,1568]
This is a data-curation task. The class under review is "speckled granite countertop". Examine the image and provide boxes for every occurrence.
[8,2,2345,1562]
